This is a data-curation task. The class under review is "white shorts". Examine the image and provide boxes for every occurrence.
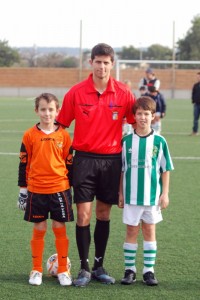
[123,204,163,226]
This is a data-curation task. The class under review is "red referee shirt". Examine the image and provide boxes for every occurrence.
[57,74,136,154]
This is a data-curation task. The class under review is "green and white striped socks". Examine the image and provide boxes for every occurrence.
[143,241,157,274]
[123,242,138,273]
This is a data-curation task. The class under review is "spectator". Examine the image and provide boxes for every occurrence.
[148,86,166,134]
[139,68,160,93]
[123,80,134,136]
[139,86,147,96]
[190,72,200,136]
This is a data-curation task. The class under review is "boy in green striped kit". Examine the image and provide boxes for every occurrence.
[119,96,174,286]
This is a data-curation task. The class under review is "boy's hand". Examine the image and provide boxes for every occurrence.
[159,193,169,209]
[118,193,124,208]
[18,188,28,210]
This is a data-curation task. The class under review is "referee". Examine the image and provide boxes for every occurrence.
[56,43,136,287]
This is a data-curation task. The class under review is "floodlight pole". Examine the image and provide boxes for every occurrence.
[171,20,176,99]
[79,20,83,82]
[139,42,143,61]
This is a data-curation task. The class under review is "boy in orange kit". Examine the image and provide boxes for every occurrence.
[17,93,74,286]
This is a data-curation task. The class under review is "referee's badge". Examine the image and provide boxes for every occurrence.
[112,111,118,120]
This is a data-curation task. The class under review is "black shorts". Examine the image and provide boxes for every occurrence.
[24,189,74,223]
[73,151,122,205]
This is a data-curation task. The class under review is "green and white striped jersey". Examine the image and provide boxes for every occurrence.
[122,130,174,206]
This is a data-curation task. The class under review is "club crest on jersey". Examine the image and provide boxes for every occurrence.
[128,148,132,153]
[152,145,158,157]
[112,111,118,120]
[56,141,63,148]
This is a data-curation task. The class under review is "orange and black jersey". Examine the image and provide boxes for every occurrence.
[18,124,72,194]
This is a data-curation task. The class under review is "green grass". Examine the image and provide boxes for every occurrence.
[0,97,199,300]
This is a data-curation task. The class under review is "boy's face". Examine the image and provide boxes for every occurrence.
[135,107,155,130]
[90,55,114,81]
[35,99,59,126]
[146,72,154,80]
[140,89,146,95]
[149,90,157,96]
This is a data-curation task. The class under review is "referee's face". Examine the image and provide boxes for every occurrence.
[90,55,114,80]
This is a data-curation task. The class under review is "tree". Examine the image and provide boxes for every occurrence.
[19,46,38,67]
[36,53,79,68]
[144,44,173,68]
[117,44,172,68]
[177,14,200,65]
[144,44,172,60]
[60,56,79,68]
[117,46,140,60]
[0,40,20,66]
[19,48,79,68]
[36,53,64,67]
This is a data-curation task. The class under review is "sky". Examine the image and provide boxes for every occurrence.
[1,0,199,50]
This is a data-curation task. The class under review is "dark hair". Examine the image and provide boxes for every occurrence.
[148,86,157,93]
[139,86,146,91]
[35,93,59,110]
[91,43,115,62]
[133,96,156,115]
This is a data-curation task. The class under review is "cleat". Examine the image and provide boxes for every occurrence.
[189,132,199,136]
[58,271,72,286]
[92,267,115,284]
[121,269,136,285]
[29,270,42,286]
[73,269,91,287]
[143,271,158,286]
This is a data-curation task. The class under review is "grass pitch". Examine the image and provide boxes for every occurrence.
[0,97,199,300]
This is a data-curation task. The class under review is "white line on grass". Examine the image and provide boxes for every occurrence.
[0,119,37,122]
[163,132,196,135]
[165,119,191,122]
[26,97,35,101]
[0,129,74,134]
[0,152,200,160]
[0,152,19,155]
[0,130,189,135]
[173,157,200,160]
[0,130,24,133]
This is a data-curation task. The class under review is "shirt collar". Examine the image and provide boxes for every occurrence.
[86,73,115,94]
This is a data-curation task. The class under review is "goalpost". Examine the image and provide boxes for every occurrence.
[116,60,200,80]
[115,60,200,98]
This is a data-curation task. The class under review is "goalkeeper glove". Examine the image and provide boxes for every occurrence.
[18,188,28,210]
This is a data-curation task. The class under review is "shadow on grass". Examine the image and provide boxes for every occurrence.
[0,274,199,300]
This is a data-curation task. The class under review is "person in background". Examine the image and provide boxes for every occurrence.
[190,71,200,136]
[56,43,136,287]
[123,80,134,136]
[124,79,132,90]
[17,93,74,286]
[139,86,147,96]
[147,86,166,134]
[119,96,174,286]
[138,68,160,93]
